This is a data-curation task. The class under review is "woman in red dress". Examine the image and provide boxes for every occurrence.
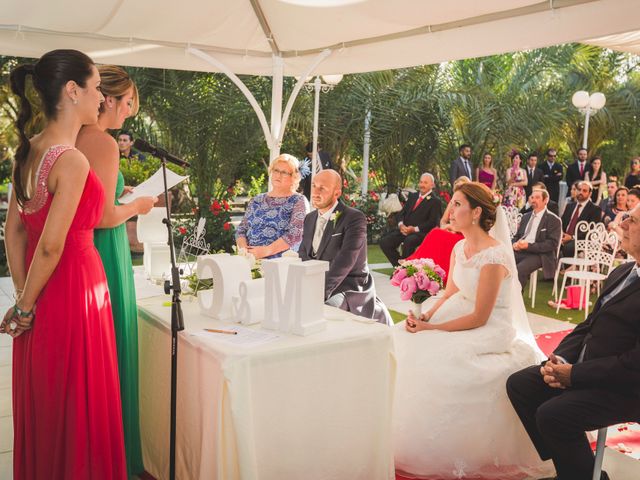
[406,177,468,277]
[1,50,126,479]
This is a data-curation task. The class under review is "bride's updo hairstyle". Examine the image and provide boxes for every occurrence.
[457,182,497,232]
[9,49,95,206]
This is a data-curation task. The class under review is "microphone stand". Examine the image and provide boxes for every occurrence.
[158,155,185,480]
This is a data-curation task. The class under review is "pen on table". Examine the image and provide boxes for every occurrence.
[204,328,238,335]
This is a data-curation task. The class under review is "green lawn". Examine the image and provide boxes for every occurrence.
[367,244,388,264]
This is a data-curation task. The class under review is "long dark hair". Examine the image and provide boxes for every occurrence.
[9,49,94,206]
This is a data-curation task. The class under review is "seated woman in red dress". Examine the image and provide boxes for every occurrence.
[406,177,468,278]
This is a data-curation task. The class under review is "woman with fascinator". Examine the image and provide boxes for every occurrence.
[393,182,552,479]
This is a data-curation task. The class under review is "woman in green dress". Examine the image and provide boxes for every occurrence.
[76,65,157,477]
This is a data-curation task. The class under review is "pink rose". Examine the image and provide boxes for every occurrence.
[427,279,440,296]
[391,268,407,286]
[434,266,446,279]
[414,271,430,290]
[399,277,418,301]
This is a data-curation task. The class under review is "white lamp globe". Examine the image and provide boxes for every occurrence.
[589,92,606,110]
[572,91,590,109]
[322,74,344,85]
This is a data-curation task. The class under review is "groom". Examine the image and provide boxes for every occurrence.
[299,169,391,325]
[506,204,640,480]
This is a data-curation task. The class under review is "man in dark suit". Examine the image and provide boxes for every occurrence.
[379,173,442,267]
[299,141,333,201]
[560,181,603,257]
[299,169,391,325]
[449,144,473,186]
[540,148,564,203]
[507,204,640,480]
[512,189,562,290]
[524,152,544,199]
[565,148,590,198]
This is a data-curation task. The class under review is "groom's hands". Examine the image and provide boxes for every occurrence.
[540,353,572,389]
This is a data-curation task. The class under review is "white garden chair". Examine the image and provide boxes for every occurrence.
[552,221,606,302]
[556,230,619,320]
[527,236,562,308]
[502,205,522,238]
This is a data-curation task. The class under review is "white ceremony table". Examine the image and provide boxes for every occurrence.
[136,292,396,480]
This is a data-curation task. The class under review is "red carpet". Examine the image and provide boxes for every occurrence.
[534,329,573,356]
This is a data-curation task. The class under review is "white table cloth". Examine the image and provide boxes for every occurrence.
[137,291,396,480]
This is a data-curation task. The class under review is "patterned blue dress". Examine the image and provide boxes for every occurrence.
[236,193,307,258]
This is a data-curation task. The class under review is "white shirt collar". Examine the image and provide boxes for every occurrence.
[318,201,339,221]
[420,190,432,199]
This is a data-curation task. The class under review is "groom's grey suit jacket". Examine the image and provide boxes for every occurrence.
[300,201,387,322]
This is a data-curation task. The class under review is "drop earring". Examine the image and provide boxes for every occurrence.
[72,99,78,105]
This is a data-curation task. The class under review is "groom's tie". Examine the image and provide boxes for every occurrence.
[312,215,327,255]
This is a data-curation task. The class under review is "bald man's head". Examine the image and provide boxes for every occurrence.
[311,169,342,212]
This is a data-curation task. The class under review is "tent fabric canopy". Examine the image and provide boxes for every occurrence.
[1,0,639,76]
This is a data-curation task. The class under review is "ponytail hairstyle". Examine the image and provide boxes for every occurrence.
[97,65,139,116]
[9,49,94,207]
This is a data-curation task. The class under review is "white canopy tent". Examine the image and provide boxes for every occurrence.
[1,0,639,161]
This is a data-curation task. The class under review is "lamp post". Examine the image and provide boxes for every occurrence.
[304,74,343,178]
[571,91,606,149]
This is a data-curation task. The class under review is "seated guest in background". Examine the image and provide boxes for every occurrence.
[521,182,560,217]
[599,178,619,212]
[565,148,590,196]
[117,129,146,164]
[405,176,469,278]
[560,181,603,257]
[380,173,441,267]
[585,155,606,204]
[475,152,497,190]
[624,157,640,189]
[299,170,391,325]
[524,152,544,199]
[507,204,640,480]
[503,151,528,209]
[610,188,640,234]
[512,189,562,290]
[236,154,308,259]
[603,186,628,228]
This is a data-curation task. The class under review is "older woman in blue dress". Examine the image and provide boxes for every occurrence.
[236,154,308,259]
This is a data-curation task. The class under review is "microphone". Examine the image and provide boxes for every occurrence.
[133,139,190,168]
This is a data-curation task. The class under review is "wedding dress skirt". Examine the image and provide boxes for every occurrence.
[393,241,553,479]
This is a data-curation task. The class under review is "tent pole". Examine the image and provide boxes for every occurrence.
[361,109,372,196]
[270,55,284,162]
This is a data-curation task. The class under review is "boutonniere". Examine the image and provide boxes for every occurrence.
[330,210,342,227]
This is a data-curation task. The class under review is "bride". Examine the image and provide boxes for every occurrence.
[393,182,553,479]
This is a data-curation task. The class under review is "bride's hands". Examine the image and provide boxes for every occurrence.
[405,310,435,333]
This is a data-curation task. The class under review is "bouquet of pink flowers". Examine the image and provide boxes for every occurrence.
[390,258,446,304]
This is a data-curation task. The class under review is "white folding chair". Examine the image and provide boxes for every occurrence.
[502,205,522,237]
[528,236,562,308]
[553,221,606,302]
[592,427,607,480]
[557,230,619,320]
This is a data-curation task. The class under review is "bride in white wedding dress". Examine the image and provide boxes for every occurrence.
[393,182,553,479]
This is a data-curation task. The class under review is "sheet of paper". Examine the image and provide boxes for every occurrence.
[119,167,188,204]
[190,326,280,348]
